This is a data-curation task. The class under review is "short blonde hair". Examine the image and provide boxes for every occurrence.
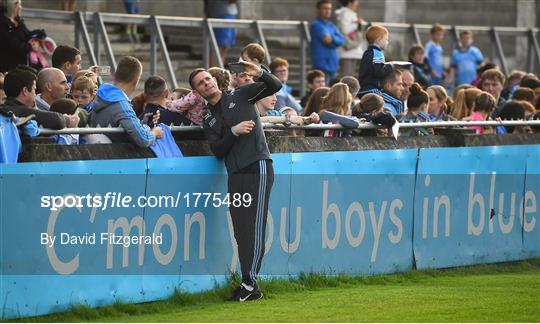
[71,76,96,95]
[431,23,444,34]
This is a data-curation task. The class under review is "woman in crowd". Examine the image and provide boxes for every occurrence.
[351,93,395,137]
[427,85,455,121]
[303,86,330,117]
[399,83,432,136]
[0,0,32,72]
[302,87,330,136]
[451,86,481,120]
[511,87,535,106]
[497,101,531,134]
[520,100,537,120]
[319,82,360,136]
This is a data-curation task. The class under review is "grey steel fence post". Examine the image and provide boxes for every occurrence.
[529,29,540,74]
[93,13,101,66]
[451,26,460,50]
[94,12,117,73]
[150,16,157,76]
[206,19,223,68]
[254,21,271,65]
[74,12,80,49]
[490,35,496,62]
[75,11,97,67]
[151,16,178,89]
[528,29,534,73]
[299,21,310,98]
[491,27,508,75]
[411,24,421,44]
[203,21,209,68]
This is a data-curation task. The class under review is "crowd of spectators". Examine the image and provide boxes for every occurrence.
[1,0,540,164]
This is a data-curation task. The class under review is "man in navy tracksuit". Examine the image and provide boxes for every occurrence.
[189,61,281,302]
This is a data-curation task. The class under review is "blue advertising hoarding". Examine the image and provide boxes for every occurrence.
[1,145,538,318]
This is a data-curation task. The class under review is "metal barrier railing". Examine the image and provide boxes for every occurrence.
[22,9,311,94]
[22,8,540,96]
[35,120,540,135]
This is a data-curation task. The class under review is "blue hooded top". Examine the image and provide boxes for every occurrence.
[90,83,156,148]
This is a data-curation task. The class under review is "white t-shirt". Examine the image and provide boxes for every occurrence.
[336,7,364,59]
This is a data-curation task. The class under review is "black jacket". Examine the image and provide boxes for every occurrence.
[358,44,393,91]
[203,70,282,173]
[353,111,395,137]
[140,103,192,127]
[0,98,67,129]
[412,59,432,88]
[0,15,31,73]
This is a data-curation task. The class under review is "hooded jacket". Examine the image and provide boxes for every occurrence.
[90,83,155,147]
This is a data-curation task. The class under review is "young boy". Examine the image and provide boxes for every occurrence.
[70,76,96,112]
[240,43,266,66]
[408,44,432,88]
[300,69,326,108]
[358,25,393,97]
[240,43,271,75]
[70,76,96,127]
[424,24,445,86]
[449,30,484,86]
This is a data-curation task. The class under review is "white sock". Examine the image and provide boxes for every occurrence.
[242,282,254,291]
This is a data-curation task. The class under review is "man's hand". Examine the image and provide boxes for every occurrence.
[88,65,99,75]
[66,113,80,128]
[152,126,164,139]
[290,112,320,125]
[308,112,320,124]
[239,60,262,78]
[322,35,332,44]
[231,120,255,135]
[290,115,304,124]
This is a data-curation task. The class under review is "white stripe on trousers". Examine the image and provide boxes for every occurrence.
[249,160,266,282]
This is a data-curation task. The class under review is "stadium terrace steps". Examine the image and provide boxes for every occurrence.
[24,18,311,93]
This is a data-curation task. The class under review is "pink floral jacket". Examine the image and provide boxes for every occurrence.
[165,92,207,126]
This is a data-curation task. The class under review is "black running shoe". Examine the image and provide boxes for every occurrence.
[229,285,243,301]
[246,290,263,301]
[229,284,263,302]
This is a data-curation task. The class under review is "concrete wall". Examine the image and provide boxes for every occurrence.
[19,133,540,162]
